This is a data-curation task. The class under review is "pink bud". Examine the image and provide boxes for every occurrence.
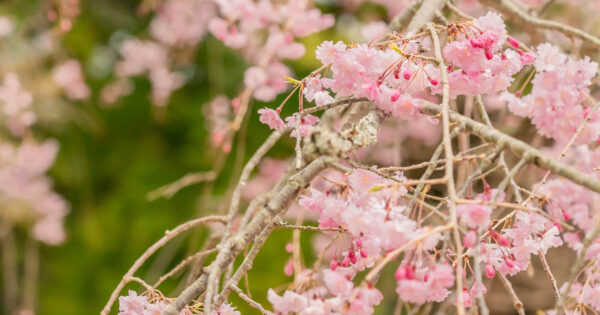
[562,210,571,221]
[360,248,368,258]
[285,243,294,253]
[232,97,241,110]
[553,221,563,231]
[429,79,438,86]
[498,235,509,247]
[330,257,338,271]
[463,230,477,248]
[458,290,472,307]
[284,260,294,276]
[354,239,363,248]
[395,266,406,280]
[342,256,351,268]
[470,38,483,49]
[507,36,519,49]
[348,251,357,264]
[484,48,493,60]
[406,266,415,280]
[403,71,411,80]
[505,259,515,268]
[390,91,400,102]
[485,264,495,278]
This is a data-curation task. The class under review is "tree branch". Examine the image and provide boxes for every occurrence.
[421,102,600,193]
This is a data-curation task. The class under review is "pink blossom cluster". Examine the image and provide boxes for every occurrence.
[298,169,445,261]
[206,0,334,148]
[149,0,216,47]
[394,262,455,304]
[537,145,600,243]
[286,168,461,312]
[113,38,184,106]
[0,73,36,136]
[242,158,289,200]
[118,290,240,315]
[0,140,68,245]
[528,144,600,312]
[306,40,438,120]
[209,0,334,102]
[268,269,383,314]
[503,43,599,144]
[479,211,562,277]
[563,278,600,312]
[459,188,560,288]
[52,59,90,100]
[105,0,220,106]
[438,12,531,98]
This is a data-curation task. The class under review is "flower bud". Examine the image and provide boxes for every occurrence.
[485,264,495,278]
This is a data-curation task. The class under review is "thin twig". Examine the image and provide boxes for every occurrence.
[147,171,217,201]
[427,22,466,315]
[101,216,226,315]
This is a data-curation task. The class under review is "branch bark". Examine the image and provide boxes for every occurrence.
[421,102,600,193]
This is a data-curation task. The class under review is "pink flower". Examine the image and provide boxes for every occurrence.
[582,284,600,312]
[0,73,36,136]
[456,203,492,229]
[323,269,354,296]
[211,303,240,315]
[143,301,168,315]
[118,290,148,314]
[313,91,334,106]
[504,43,599,144]
[315,41,346,65]
[285,114,320,137]
[396,279,430,304]
[243,67,267,89]
[428,264,455,290]
[149,0,215,47]
[303,75,324,102]
[258,108,285,130]
[251,62,292,102]
[290,9,334,38]
[52,60,90,100]
[457,290,472,307]
[268,289,308,314]
[520,52,536,65]
[470,281,487,297]
[463,230,477,248]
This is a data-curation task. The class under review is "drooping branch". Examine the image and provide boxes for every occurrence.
[427,22,466,315]
[101,216,227,315]
[163,157,332,315]
[389,0,424,32]
[407,0,446,32]
[421,102,600,193]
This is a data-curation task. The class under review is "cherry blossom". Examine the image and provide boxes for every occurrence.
[258,108,285,130]
[52,59,90,100]
[503,43,599,144]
